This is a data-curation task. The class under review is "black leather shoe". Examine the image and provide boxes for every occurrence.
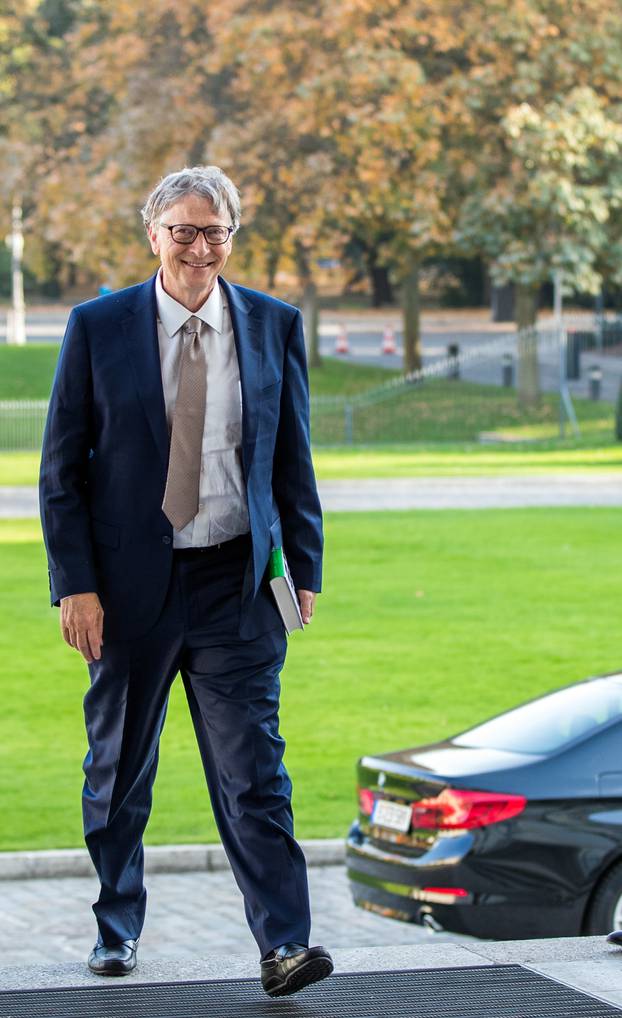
[87,938,138,976]
[260,942,333,997]
[607,930,622,945]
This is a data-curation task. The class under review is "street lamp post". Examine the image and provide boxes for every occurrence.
[5,203,26,346]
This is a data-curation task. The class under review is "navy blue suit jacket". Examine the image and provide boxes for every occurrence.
[39,274,323,641]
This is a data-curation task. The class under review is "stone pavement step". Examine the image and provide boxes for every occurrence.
[2,474,622,519]
[0,937,621,1011]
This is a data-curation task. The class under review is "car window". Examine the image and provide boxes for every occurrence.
[454,676,622,755]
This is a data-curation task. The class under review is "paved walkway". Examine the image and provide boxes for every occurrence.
[1,900,621,1011]
[2,474,621,519]
[0,863,468,968]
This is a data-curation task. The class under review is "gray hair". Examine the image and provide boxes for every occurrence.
[141,165,241,232]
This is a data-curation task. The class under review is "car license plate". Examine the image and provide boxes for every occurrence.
[371,799,412,833]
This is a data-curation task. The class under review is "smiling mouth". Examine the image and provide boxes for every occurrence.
[183,260,215,268]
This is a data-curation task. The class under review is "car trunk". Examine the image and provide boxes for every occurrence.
[357,740,538,855]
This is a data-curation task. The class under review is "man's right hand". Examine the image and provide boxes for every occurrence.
[60,592,104,663]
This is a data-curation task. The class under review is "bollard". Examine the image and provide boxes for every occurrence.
[589,365,602,401]
[565,330,581,380]
[502,352,514,387]
[447,343,460,379]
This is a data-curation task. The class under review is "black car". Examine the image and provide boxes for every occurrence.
[347,671,622,939]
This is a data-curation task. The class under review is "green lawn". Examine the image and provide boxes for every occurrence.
[0,345,61,399]
[1,509,620,851]
[0,346,618,480]
[0,344,400,402]
[3,442,621,487]
[312,376,615,445]
[313,442,622,477]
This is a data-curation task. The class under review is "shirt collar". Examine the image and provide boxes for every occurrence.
[155,268,225,337]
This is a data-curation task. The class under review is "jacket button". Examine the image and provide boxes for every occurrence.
[162,535,172,545]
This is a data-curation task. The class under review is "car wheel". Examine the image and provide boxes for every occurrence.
[585,862,622,935]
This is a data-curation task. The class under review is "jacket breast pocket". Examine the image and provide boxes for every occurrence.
[91,518,120,549]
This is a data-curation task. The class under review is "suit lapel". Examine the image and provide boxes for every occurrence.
[120,275,169,468]
[219,276,262,468]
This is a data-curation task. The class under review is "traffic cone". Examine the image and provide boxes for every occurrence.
[335,324,349,355]
[382,324,397,355]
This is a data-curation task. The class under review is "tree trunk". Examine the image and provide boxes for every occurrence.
[401,254,422,375]
[266,246,280,290]
[368,263,394,307]
[295,241,321,368]
[515,283,540,408]
[302,280,321,368]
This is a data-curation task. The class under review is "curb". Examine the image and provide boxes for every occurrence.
[0,838,345,881]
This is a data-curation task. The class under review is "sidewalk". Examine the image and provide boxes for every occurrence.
[2,474,622,519]
[1,856,622,1009]
[0,858,467,968]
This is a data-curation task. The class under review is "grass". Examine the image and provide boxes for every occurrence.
[1,508,620,851]
[0,346,618,481]
[0,345,60,399]
[4,441,621,487]
[312,441,622,477]
[308,358,402,394]
[0,344,401,402]
[311,376,614,445]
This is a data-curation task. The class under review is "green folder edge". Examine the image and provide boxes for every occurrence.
[268,546,286,580]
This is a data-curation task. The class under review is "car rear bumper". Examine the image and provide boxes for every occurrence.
[346,821,586,939]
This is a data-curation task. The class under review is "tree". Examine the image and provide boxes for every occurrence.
[456,87,622,405]
[209,0,456,374]
[441,0,622,405]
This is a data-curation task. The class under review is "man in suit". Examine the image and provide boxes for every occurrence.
[39,165,333,997]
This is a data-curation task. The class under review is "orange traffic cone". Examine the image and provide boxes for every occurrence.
[335,324,349,355]
[382,324,397,355]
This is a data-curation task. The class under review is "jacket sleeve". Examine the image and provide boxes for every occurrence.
[39,307,98,605]
[272,309,323,593]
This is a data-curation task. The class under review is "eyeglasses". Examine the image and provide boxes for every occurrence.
[161,223,234,245]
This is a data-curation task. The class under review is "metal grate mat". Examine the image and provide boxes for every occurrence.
[0,964,619,1017]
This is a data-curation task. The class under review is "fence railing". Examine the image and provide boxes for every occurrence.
[0,400,48,451]
[310,323,619,445]
[1,321,619,450]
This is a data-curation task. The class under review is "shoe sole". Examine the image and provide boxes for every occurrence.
[264,955,334,997]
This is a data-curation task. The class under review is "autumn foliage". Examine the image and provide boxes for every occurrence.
[2,0,622,380]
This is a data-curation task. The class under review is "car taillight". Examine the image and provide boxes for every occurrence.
[358,787,375,815]
[420,887,470,903]
[411,788,527,830]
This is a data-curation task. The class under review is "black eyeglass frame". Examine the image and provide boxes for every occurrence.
[160,223,235,246]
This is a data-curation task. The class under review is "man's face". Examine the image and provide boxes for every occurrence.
[148,193,233,306]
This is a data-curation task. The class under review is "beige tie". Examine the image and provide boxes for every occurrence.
[162,316,207,530]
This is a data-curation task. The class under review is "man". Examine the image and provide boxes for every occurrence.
[39,165,333,997]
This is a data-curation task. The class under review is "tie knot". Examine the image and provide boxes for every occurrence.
[183,316,202,336]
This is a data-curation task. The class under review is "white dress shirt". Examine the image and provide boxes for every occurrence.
[155,269,250,548]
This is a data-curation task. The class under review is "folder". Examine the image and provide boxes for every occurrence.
[268,546,304,634]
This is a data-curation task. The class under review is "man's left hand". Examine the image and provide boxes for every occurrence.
[297,590,316,625]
